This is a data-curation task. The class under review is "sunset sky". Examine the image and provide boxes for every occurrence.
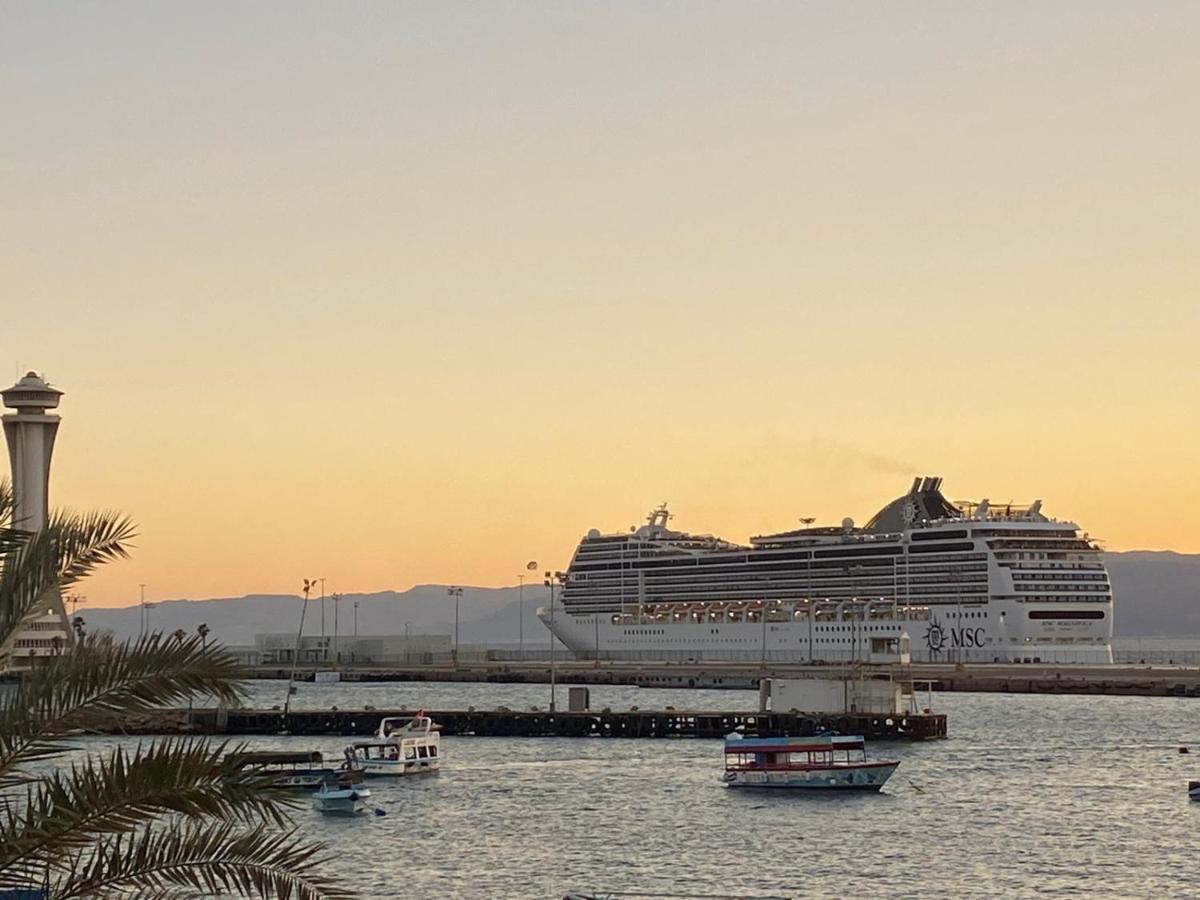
[3,3,1198,607]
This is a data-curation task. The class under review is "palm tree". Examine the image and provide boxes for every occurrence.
[172,628,187,645]
[197,623,210,650]
[0,481,352,899]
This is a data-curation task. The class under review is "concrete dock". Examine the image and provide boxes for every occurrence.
[243,660,1200,697]
[125,706,948,741]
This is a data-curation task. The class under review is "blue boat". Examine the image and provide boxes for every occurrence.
[722,733,898,791]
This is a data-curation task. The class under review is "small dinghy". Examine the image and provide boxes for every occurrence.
[312,773,370,817]
[1188,781,1200,801]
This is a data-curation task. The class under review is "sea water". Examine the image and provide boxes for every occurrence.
[71,682,1200,898]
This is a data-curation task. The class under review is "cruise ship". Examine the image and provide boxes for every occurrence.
[538,477,1114,664]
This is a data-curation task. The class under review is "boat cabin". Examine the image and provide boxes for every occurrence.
[724,735,872,772]
[220,750,363,789]
[349,739,439,764]
[346,712,442,776]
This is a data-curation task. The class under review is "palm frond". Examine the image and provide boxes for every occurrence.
[0,479,12,530]
[53,822,355,900]
[0,507,135,653]
[0,480,23,558]
[50,507,136,590]
[0,635,245,789]
[0,738,296,877]
[0,529,59,654]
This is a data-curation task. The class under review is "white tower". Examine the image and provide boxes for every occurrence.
[2,372,71,665]
[3,371,64,531]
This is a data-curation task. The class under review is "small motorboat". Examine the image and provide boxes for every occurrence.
[312,774,371,816]
[722,733,899,791]
[1188,780,1200,801]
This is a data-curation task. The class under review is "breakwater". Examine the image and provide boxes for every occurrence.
[120,706,947,741]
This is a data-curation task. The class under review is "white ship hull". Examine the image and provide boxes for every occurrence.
[723,762,899,790]
[539,604,1113,665]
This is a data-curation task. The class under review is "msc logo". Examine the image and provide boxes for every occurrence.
[925,615,985,656]
[925,618,946,654]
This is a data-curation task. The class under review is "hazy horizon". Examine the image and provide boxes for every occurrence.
[4,2,1198,606]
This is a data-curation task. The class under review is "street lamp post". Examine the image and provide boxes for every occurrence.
[319,577,326,643]
[519,560,537,659]
[760,593,770,667]
[848,565,865,662]
[354,601,359,639]
[332,592,342,663]
[518,573,525,658]
[950,566,964,663]
[447,587,463,666]
[544,572,560,712]
[799,517,816,664]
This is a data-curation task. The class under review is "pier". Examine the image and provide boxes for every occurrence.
[123,706,947,741]
[241,659,1200,698]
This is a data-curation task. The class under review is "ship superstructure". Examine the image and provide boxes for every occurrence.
[538,477,1113,664]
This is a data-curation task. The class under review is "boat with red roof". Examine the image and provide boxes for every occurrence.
[722,733,898,791]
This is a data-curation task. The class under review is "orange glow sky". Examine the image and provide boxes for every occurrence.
[3,4,1198,607]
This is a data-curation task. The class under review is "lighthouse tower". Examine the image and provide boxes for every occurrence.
[2,372,71,664]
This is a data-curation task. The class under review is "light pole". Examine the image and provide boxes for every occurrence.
[760,590,770,667]
[319,577,326,644]
[848,565,865,662]
[518,573,525,658]
[447,587,463,666]
[544,572,562,712]
[354,600,359,639]
[950,566,964,663]
[800,517,815,664]
[332,593,342,663]
[520,560,538,659]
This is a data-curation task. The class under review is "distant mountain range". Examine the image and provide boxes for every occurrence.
[1106,551,1200,635]
[76,551,1200,646]
[78,584,555,648]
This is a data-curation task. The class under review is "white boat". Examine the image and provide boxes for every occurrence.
[312,774,370,816]
[539,477,1114,665]
[722,733,899,791]
[345,713,441,778]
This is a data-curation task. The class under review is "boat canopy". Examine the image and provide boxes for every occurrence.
[223,751,324,768]
[724,735,866,754]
